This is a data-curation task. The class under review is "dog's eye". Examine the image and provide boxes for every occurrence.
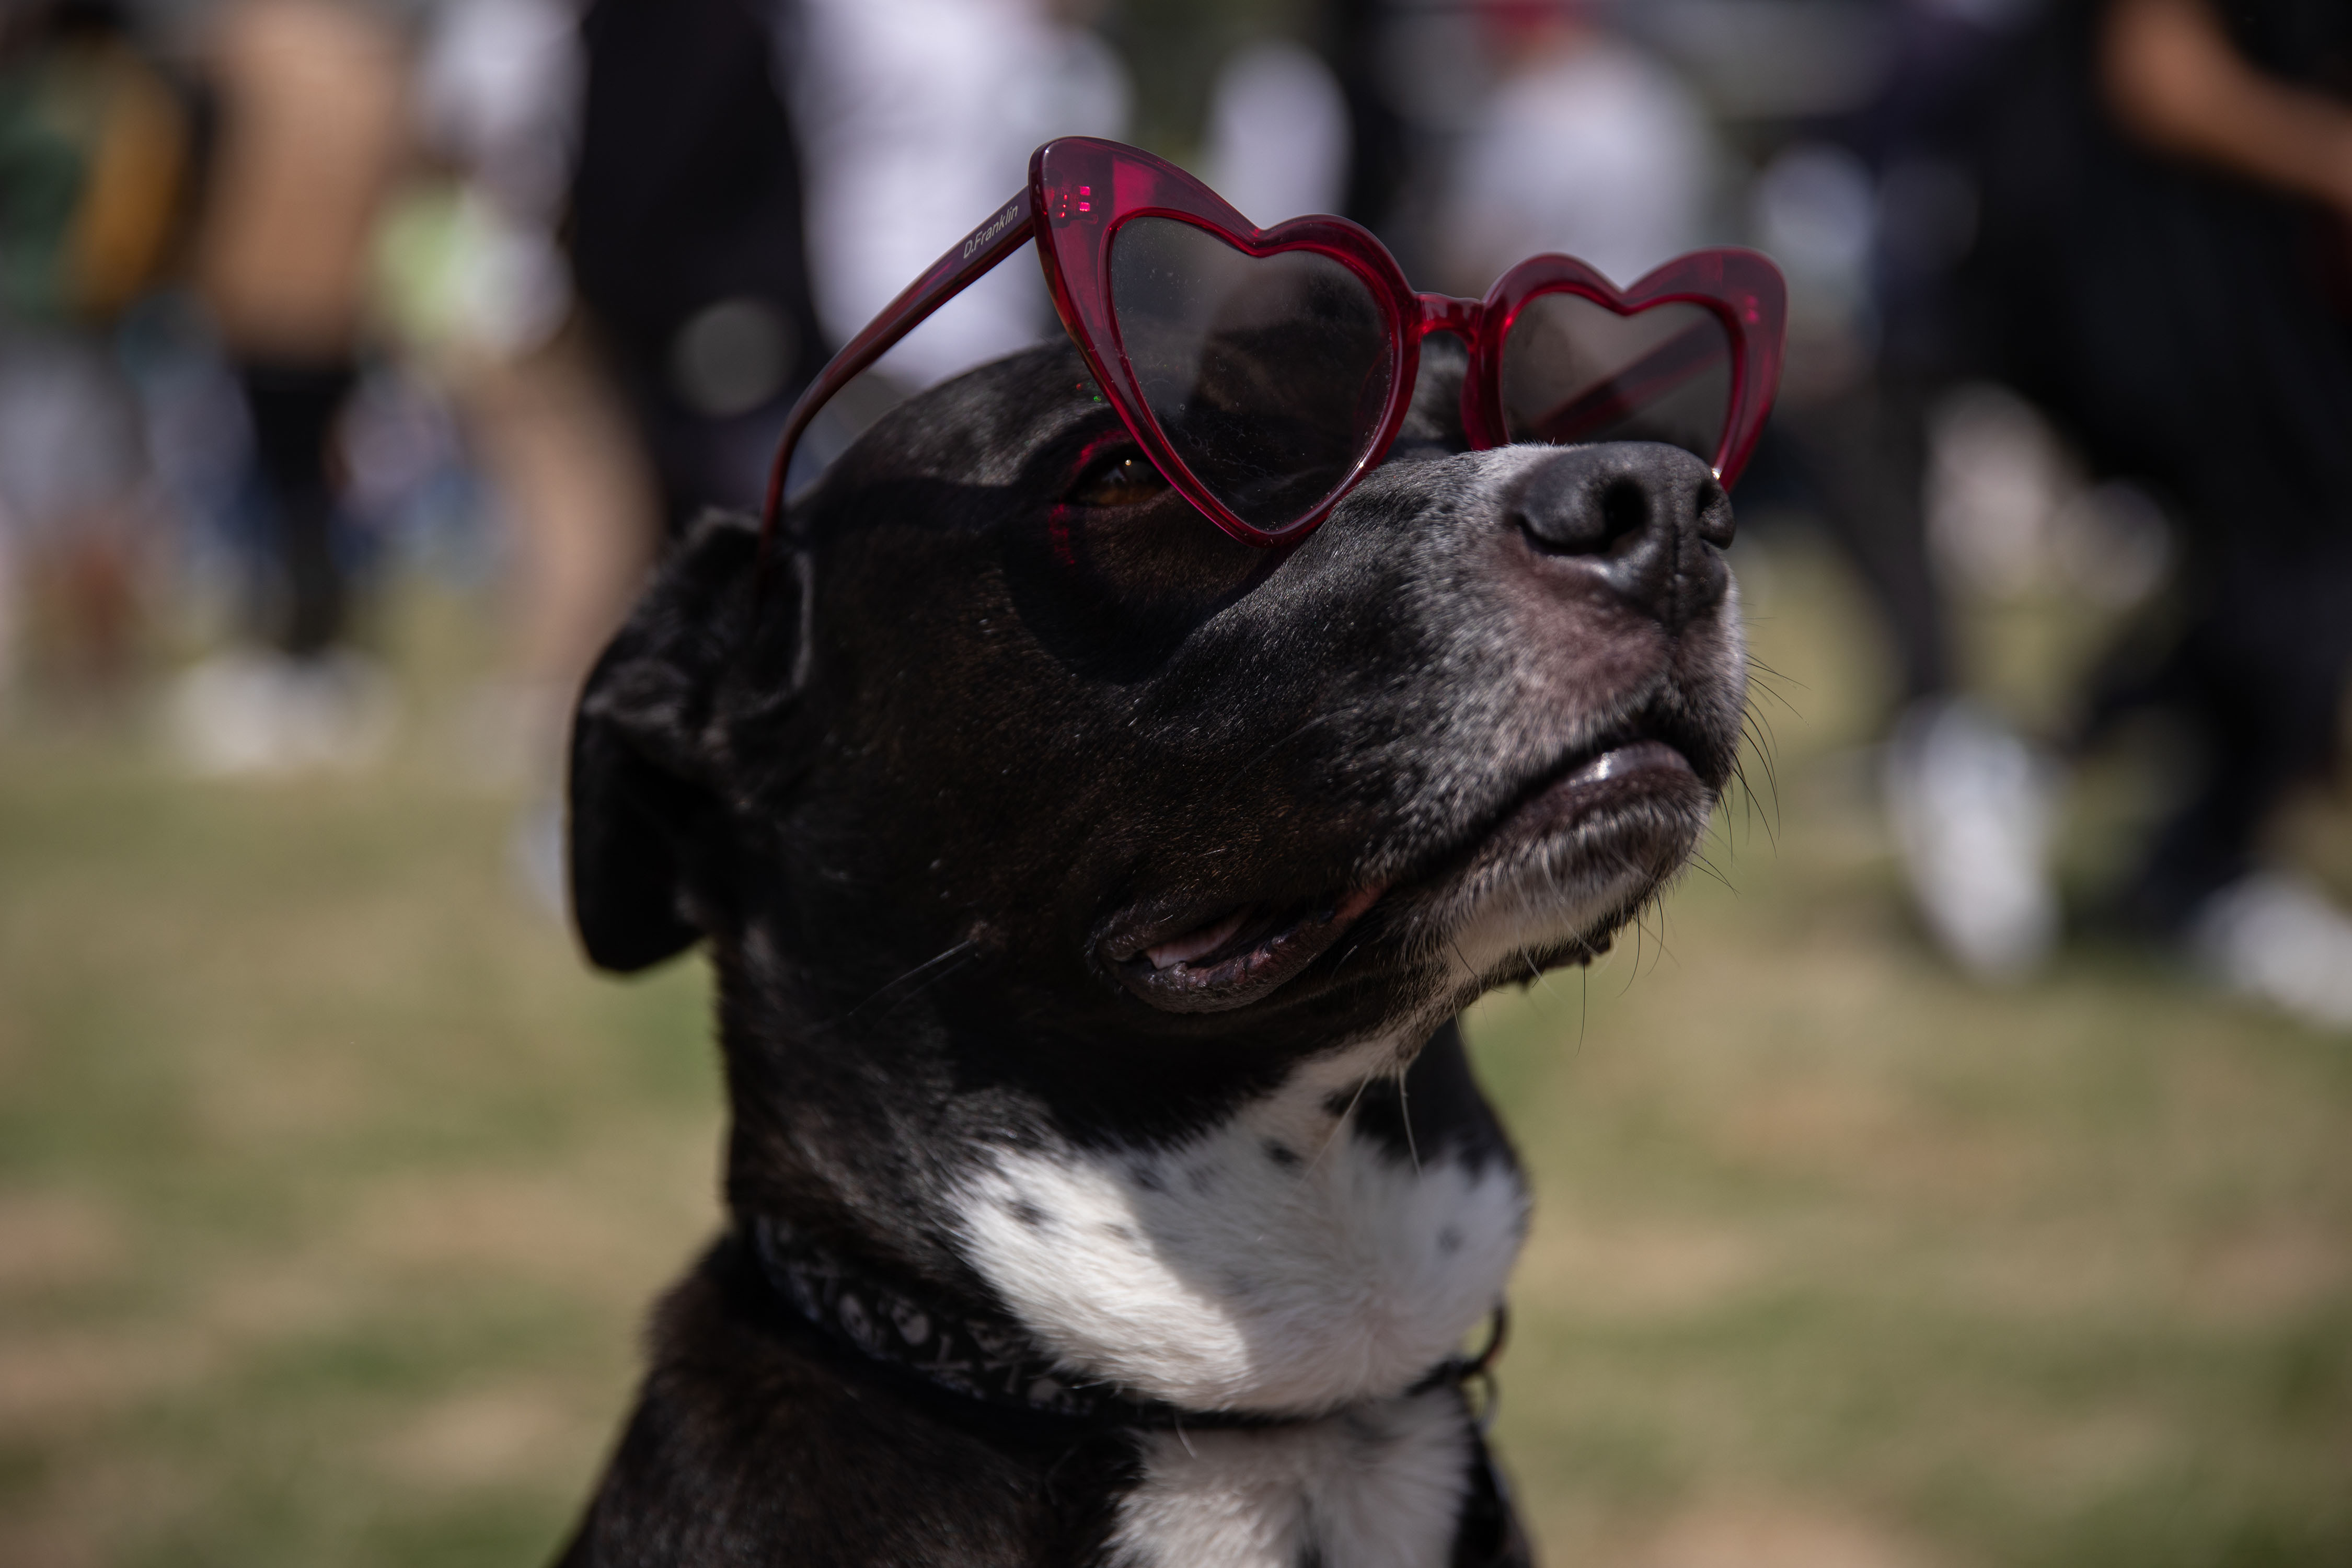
[1068,452,1170,510]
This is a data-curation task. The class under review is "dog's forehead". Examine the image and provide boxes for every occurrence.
[849,345,1105,490]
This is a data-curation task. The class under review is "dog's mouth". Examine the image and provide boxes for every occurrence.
[1102,884,1388,1014]
[1100,729,1707,1015]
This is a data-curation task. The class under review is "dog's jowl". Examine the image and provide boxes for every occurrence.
[556,341,1746,1567]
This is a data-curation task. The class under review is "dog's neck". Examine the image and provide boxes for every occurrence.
[948,1027,1529,1415]
[717,961,1529,1417]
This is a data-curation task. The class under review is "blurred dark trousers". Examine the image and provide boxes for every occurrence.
[237,360,355,658]
[2089,537,2352,930]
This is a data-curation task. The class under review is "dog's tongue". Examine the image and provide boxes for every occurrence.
[1116,884,1387,1013]
[1142,885,1386,975]
[1145,908,1253,971]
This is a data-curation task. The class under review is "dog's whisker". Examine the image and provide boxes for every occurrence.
[1745,681,1802,722]
[1711,772,1751,861]
[1733,707,1785,849]
[1686,849,1735,893]
[1742,653,1807,711]
[1627,896,1678,984]
[1734,745,1782,851]
[1620,902,1651,996]
[1743,671,1803,713]
[1307,1070,1377,1173]
[1218,707,1354,792]
[1519,952,1578,1035]
[1392,1057,1422,1177]
[837,938,982,1022]
[874,949,981,1018]
[1576,960,1590,1055]
[1746,716,1786,799]
[1744,699,1788,773]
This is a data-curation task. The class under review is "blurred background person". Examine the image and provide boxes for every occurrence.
[1739,0,2061,985]
[1192,0,1719,320]
[1679,0,2352,1029]
[1275,0,1473,284]
[1438,0,1719,296]
[1197,30,1350,230]
[0,0,191,711]
[788,0,1128,440]
[538,0,1134,876]
[171,0,409,773]
[567,0,1132,528]
[565,0,825,539]
[391,0,659,902]
[1966,0,2352,1026]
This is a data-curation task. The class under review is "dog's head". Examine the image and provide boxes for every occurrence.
[570,341,1744,1119]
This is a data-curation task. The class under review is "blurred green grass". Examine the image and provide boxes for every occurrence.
[2,543,2347,1567]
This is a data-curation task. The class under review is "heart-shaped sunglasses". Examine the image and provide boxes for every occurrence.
[762,136,1786,549]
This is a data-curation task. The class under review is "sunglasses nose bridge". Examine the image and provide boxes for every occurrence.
[1414,293,1485,340]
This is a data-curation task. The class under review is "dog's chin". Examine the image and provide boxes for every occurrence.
[1407,740,1714,984]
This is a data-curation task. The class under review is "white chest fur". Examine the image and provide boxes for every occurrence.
[1108,1388,1474,1568]
[953,1043,1528,1415]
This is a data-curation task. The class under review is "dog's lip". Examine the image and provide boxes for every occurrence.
[1380,730,1705,905]
[1457,735,1700,856]
[1102,884,1387,1014]
[1550,738,1695,795]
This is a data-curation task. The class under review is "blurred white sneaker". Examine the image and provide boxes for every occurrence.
[1884,698,2061,982]
[167,648,398,776]
[2188,873,2352,1032]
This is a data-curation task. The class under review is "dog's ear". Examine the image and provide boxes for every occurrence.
[568,513,801,972]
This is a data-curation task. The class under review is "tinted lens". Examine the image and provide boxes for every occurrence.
[1501,293,1732,465]
[1109,216,1393,534]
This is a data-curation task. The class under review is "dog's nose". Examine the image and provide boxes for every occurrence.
[1504,443,1734,630]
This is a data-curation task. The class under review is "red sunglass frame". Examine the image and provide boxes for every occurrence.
[760,136,1785,550]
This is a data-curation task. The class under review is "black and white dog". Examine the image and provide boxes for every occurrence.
[557,336,1745,1566]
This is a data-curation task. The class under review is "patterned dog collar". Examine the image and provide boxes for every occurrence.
[744,1212,1506,1431]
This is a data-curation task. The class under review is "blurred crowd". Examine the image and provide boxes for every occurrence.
[2,0,2348,1028]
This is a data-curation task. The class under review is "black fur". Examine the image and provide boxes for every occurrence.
[556,339,1745,1565]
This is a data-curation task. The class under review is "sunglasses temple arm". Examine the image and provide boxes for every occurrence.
[758,188,1039,555]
